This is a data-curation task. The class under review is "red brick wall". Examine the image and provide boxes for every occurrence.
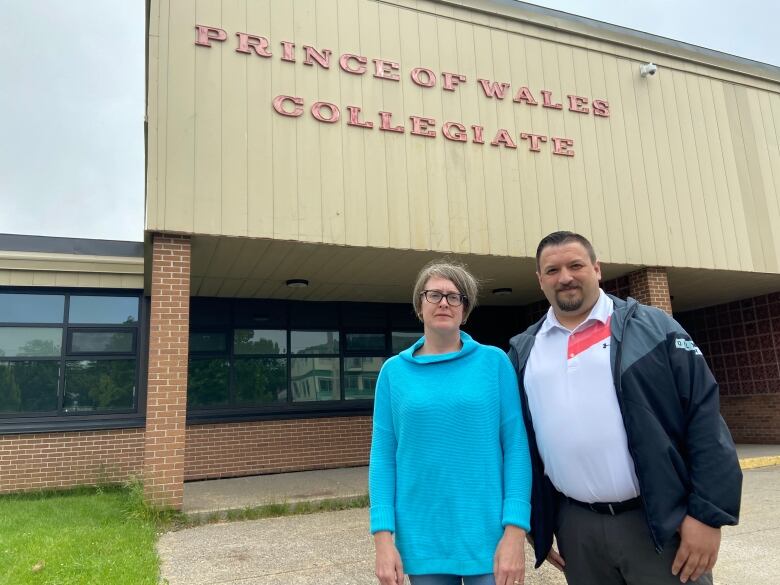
[675,293,780,443]
[720,395,780,443]
[144,234,191,508]
[0,429,144,494]
[184,417,372,481]
[629,267,673,313]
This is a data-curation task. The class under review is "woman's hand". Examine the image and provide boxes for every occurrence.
[374,531,405,585]
[494,525,526,585]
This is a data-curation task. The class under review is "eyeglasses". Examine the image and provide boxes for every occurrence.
[420,290,467,307]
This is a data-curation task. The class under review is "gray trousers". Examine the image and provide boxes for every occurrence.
[555,498,713,585]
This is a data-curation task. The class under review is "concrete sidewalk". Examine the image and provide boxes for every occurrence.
[182,444,779,517]
[160,465,780,585]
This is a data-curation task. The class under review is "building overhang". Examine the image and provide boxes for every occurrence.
[145,234,780,312]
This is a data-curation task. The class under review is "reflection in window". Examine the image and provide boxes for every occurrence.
[0,293,64,323]
[345,333,385,352]
[344,357,384,400]
[234,330,287,355]
[291,357,339,402]
[0,361,59,413]
[234,358,287,404]
[69,296,139,324]
[291,331,339,354]
[70,331,134,353]
[392,331,422,354]
[63,359,135,413]
[189,332,227,353]
[187,358,229,408]
[0,328,62,357]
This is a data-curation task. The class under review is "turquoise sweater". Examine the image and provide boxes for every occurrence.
[369,332,532,576]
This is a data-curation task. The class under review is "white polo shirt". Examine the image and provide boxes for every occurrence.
[524,290,640,503]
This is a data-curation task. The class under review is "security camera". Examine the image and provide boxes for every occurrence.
[639,63,658,77]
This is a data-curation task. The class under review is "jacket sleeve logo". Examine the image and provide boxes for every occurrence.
[675,338,703,356]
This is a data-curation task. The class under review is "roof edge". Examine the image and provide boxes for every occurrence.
[0,233,144,258]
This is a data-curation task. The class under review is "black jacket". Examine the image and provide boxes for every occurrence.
[508,294,742,568]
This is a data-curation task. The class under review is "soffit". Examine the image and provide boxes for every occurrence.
[179,236,780,312]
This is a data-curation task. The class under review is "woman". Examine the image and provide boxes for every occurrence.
[369,260,532,585]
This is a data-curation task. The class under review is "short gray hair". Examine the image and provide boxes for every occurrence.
[412,260,479,324]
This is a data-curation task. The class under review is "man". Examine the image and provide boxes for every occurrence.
[508,231,742,585]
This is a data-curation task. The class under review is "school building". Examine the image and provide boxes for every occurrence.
[2,0,780,506]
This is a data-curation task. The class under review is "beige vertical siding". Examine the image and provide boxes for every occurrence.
[147,0,780,272]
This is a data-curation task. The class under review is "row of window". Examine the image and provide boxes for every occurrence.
[0,292,424,425]
[0,292,140,417]
[187,330,420,410]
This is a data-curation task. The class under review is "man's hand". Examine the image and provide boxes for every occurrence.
[546,544,565,572]
[494,525,526,585]
[672,515,721,583]
[374,531,404,585]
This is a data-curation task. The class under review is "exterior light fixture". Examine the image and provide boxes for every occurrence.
[492,288,512,296]
[286,279,309,288]
[639,63,658,77]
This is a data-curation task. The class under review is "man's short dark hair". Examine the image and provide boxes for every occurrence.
[536,231,597,270]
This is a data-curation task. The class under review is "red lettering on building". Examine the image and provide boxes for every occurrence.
[373,59,400,81]
[567,95,589,114]
[303,46,332,68]
[346,106,374,128]
[195,25,227,47]
[235,33,272,57]
[379,112,404,132]
[593,100,610,117]
[552,137,575,156]
[410,67,436,88]
[280,41,295,62]
[478,79,511,99]
[272,95,304,117]
[471,125,485,144]
[513,86,538,105]
[410,116,436,137]
[520,132,548,151]
[311,101,340,123]
[540,90,563,110]
[491,129,517,149]
[442,72,466,91]
[442,122,467,142]
[339,53,368,75]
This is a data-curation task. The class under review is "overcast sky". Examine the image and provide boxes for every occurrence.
[0,0,777,243]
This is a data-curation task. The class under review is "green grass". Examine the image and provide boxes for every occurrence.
[0,481,370,585]
[0,484,162,585]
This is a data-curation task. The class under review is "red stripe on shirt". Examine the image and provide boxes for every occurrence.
[567,316,611,359]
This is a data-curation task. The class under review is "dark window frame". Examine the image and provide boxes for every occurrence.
[66,328,138,356]
[0,287,146,434]
[186,300,420,423]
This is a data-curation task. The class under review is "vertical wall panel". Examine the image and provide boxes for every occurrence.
[317,0,347,246]
[418,11,450,252]
[193,0,223,235]
[294,0,324,243]
[378,3,411,251]
[246,0,275,239]
[164,0,197,232]
[601,54,642,264]
[661,69,701,267]
[270,1,299,240]
[398,8,430,251]
[221,0,249,236]
[338,0,369,248]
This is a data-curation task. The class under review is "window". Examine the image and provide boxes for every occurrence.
[0,291,143,424]
[186,299,420,418]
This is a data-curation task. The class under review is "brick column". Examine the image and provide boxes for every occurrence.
[628,267,672,314]
[143,234,191,508]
